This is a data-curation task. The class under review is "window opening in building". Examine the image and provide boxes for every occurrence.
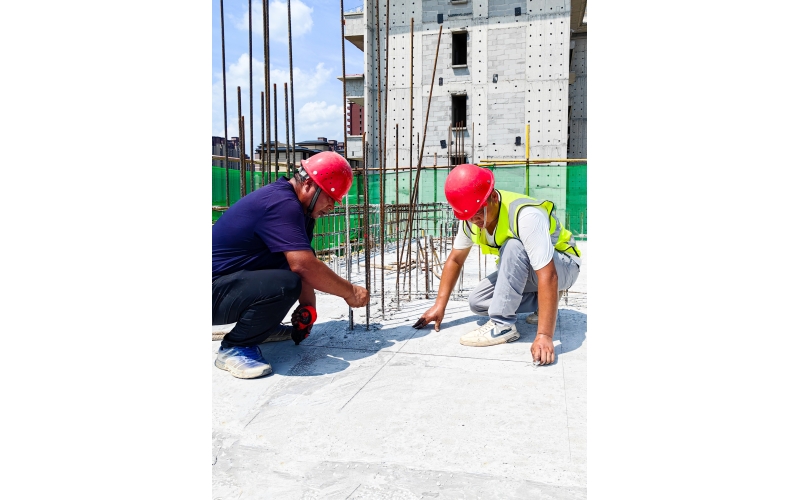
[452,32,467,66]
[452,94,467,129]
[450,154,467,166]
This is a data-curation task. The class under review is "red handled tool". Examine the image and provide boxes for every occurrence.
[291,306,317,345]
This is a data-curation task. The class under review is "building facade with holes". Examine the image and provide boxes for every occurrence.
[343,0,587,168]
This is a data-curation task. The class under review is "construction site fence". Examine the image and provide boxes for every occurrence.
[212,163,587,255]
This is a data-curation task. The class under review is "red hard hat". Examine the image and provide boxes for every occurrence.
[300,151,353,203]
[444,164,495,220]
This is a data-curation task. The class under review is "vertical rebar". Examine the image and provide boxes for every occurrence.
[287,0,297,173]
[402,17,413,301]
[220,0,230,207]
[346,166,353,330]
[237,87,246,198]
[284,82,290,175]
[362,133,370,328]
[273,83,279,179]
[461,122,465,161]
[472,121,475,164]
[408,17,414,207]
[399,25,443,300]
[263,0,271,183]
[260,91,265,187]
[248,0,254,194]
[395,123,400,309]
[382,0,390,184]
[340,0,352,328]
[459,260,464,293]
[374,0,384,315]
[448,123,451,168]
[239,115,247,198]
[423,233,430,299]
[340,0,347,158]
[379,122,386,317]
[375,0,383,186]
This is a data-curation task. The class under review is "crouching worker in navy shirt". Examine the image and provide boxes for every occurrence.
[212,152,369,379]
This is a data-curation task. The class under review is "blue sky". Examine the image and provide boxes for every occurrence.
[211,0,365,149]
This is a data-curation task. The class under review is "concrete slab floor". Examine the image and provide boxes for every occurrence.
[213,241,588,499]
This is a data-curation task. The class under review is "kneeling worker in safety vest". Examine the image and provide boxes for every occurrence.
[212,152,370,379]
[413,164,581,365]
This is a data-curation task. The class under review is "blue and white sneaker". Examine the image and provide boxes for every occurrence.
[459,320,519,347]
[215,346,272,379]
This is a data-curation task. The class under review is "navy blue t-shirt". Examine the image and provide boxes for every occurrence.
[212,177,315,281]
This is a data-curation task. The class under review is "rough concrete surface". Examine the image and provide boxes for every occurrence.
[213,241,588,499]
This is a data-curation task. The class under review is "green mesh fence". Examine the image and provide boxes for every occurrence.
[212,163,587,246]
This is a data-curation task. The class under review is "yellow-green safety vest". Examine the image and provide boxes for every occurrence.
[462,190,581,259]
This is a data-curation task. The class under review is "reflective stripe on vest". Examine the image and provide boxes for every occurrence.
[462,190,581,259]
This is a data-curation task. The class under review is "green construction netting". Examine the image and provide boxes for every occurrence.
[212,164,587,249]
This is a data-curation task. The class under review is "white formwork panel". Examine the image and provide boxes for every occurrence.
[387,30,414,91]
[525,0,560,17]
[568,36,587,158]
[387,0,420,28]
[486,83,526,158]
[526,80,568,150]
[487,25,527,81]
[543,0,570,16]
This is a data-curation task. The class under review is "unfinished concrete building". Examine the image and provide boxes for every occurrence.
[343,0,588,169]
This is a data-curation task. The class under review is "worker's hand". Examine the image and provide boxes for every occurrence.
[345,285,369,308]
[290,305,317,345]
[531,333,555,365]
[413,304,445,331]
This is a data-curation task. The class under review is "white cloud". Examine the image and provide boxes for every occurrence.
[298,101,341,121]
[235,0,313,43]
[271,62,332,99]
[295,101,344,141]
[213,57,343,143]
[220,54,331,100]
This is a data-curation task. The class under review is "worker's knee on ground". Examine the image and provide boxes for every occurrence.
[468,290,489,315]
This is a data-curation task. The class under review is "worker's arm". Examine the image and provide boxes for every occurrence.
[413,246,471,330]
[297,281,317,309]
[284,249,369,307]
[531,258,559,365]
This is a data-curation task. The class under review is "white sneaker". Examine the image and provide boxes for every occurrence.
[215,346,273,379]
[459,320,520,347]
[525,291,564,324]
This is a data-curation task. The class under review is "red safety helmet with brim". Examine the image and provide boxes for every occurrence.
[300,151,353,203]
[444,164,495,220]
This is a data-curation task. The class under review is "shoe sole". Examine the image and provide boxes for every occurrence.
[460,332,520,347]
[212,333,292,342]
[214,358,273,379]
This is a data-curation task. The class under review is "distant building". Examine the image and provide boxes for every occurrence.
[297,137,334,152]
[254,142,322,173]
[212,136,248,169]
[343,0,588,165]
[347,102,363,136]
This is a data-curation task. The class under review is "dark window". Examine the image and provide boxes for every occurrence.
[450,154,467,166]
[452,94,467,128]
[452,32,467,65]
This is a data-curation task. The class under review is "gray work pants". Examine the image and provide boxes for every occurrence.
[468,238,581,326]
